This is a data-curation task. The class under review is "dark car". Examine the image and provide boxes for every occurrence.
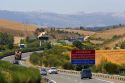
[80,69,92,79]
[40,68,47,76]
[13,60,19,64]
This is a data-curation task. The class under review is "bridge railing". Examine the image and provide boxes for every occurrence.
[57,69,125,81]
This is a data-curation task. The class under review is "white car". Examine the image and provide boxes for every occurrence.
[48,67,58,74]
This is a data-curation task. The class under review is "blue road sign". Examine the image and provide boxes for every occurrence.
[71,60,95,64]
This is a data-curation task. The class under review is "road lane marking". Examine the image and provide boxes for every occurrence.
[67,77,71,80]
[74,79,78,82]
[59,73,79,77]
[80,82,83,83]
[95,78,114,83]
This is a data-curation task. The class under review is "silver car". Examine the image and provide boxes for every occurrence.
[40,68,47,76]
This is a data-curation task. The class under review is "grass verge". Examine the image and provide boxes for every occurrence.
[0,60,41,83]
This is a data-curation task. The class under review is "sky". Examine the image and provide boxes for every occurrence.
[0,0,125,14]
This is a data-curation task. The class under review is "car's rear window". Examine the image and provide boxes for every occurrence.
[82,70,91,73]
[51,67,56,69]
[41,69,46,71]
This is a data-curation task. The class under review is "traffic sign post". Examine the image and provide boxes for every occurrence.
[38,36,49,47]
[38,36,49,41]
[71,50,95,64]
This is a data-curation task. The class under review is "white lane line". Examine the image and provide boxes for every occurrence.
[80,81,84,83]
[95,78,114,83]
[67,77,71,80]
[74,79,78,82]
[51,80,57,83]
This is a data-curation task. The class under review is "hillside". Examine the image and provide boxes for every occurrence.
[94,27,125,39]
[60,27,125,39]
[46,28,82,40]
[0,19,36,37]
[60,29,95,36]
[60,27,125,49]
[0,10,125,27]
[93,27,125,49]
[100,36,125,49]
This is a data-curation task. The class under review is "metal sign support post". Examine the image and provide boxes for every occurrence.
[40,40,42,47]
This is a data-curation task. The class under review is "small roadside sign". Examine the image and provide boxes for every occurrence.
[38,36,49,40]
[71,50,95,64]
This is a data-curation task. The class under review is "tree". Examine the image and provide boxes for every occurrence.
[8,34,14,49]
[83,43,95,50]
[0,32,4,44]
[80,26,85,30]
[36,28,45,32]
[63,62,74,70]
[26,36,30,43]
[20,39,25,44]
[120,41,125,49]
[0,32,14,49]
[73,40,83,49]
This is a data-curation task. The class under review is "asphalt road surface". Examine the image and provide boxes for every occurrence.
[47,73,125,83]
[1,51,125,83]
[1,51,42,62]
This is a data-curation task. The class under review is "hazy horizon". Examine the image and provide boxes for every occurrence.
[0,0,125,14]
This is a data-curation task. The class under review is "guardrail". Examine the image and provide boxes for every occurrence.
[57,69,125,81]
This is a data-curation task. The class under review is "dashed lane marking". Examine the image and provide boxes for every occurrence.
[95,78,114,83]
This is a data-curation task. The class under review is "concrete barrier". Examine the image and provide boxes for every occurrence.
[57,69,125,81]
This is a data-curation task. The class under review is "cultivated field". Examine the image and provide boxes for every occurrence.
[93,27,125,48]
[96,50,125,65]
[94,27,125,39]
[101,36,125,49]
[0,19,36,36]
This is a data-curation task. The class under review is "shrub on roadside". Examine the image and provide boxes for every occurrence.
[95,59,120,74]
[0,60,41,83]
[30,52,42,65]
[30,46,70,68]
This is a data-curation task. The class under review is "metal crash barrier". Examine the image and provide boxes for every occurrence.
[57,69,125,81]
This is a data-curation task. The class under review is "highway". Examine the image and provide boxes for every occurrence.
[47,73,125,83]
[1,51,125,83]
[1,51,42,62]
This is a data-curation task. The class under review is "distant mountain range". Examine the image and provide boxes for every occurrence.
[0,10,125,27]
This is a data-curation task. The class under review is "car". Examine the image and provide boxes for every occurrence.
[13,60,20,64]
[40,68,47,76]
[80,69,92,79]
[48,67,58,74]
